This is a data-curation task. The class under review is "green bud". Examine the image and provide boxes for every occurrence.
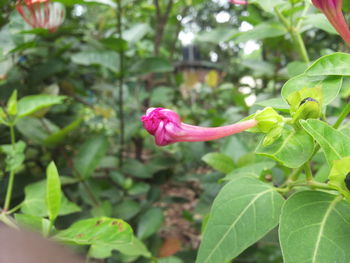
[255,107,284,133]
[262,124,284,147]
[328,157,350,202]
[6,90,17,116]
[292,97,322,123]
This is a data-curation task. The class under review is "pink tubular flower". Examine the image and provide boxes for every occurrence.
[229,0,248,4]
[16,0,65,32]
[141,108,257,146]
[312,0,350,45]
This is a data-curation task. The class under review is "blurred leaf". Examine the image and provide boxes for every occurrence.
[137,208,164,240]
[6,90,17,116]
[196,176,284,263]
[0,141,26,172]
[46,161,61,222]
[158,257,184,263]
[256,125,314,168]
[303,14,337,35]
[196,28,238,44]
[71,51,120,72]
[21,180,80,217]
[202,152,235,174]
[249,0,283,13]
[130,57,173,75]
[123,159,155,179]
[17,95,66,118]
[100,37,128,52]
[223,161,275,180]
[300,119,350,165]
[44,118,82,147]
[105,237,151,258]
[280,191,350,263]
[74,135,108,179]
[235,23,287,43]
[122,23,150,43]
[256,98,289,111]
[114,199,141,220]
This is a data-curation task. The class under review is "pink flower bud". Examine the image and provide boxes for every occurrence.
[141,108,257,146]
[229,0,248,5]
[16,0,65,32]
[311,0,350,45]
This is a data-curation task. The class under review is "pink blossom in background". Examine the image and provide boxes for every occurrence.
[141,108,257,146]
[229,0,248,5]
[16,0,65,32]
[311,0,350,45]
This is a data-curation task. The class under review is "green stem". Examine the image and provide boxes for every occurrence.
[333,101,350,129]
[304,162,313,182]
[4,125,16,211]
[296,1,310,31]
[274,6,310,64]
[6,202,22,214]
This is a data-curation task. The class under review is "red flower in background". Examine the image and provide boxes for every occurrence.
[311,0,350,45]
[16,0,65,32]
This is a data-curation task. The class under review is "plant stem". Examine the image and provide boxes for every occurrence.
[117,0,125,168]
[303,162,313,182]
[333,101,350,129]
[274,6,310,64]
[4,125,16,211]
[296,1,310,31]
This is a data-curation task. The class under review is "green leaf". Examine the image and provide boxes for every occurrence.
[0,141,26,172]
[196,176,284,263]
[305,52,350,76]
[55,217,133,258]
[114,199,141,220]
[255,98,289,111]
[71,51,120,72]
[281,74,342,106]
[137,208,164,240]
[44,118,82,147]
[249,0,283,13]
[17,95,66,118]
[112,237,151,258]
[46,162,61,222]
[223,161,275,180]
[21,181,80,217]
[328,157,350,202]
[202,152,235,174]
[74,135,108,179]
[130,57,174,75]
[300,119,350,165]
[158,257,183,263]
[196,28,238,44]
[256,125,314,168]
[6,90,17,116]
[279,191,350,263]
[235,23,287,43]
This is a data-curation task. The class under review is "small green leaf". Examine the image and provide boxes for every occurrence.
[6,90,17,116]
[300,119,350,165]
[256,125,314,168]
[202,152,235,174]
[137,208,164,240]
[196,176,284,263]
[328,157,350,202]
[0,141,26,172]
[74,135,108,179]
[280,191,350,263]
[46,162,61,222]
[17,95,66,118]
[305,52,350,76]
[223,161,275,180]
[71,50,120,72]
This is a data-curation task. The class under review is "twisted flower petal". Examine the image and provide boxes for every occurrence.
[312,0,350,45]
[16,0,65,32]
[141,108,257,146]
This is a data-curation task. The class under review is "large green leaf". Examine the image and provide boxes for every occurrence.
[21,181,80,217]
[71,51,120,72]
[306,53,350,76]
[256,125,314,168]
[17,95,66,118]
[202,152,235,174]
[46,162,61,222]
[74,135,108,179]
[281,74,342,106]
[55,217,133,258]
[279,191,350,263]
[300,119,350,165]
[196,176,284,263]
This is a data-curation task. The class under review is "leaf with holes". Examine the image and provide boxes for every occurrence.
[279,191,350,263]
[196,176,284,263]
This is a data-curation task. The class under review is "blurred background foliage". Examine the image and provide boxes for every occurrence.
[0,0,349,262]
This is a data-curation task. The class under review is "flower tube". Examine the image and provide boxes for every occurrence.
[311,0,350,45]
[141,108,257,146]
[16,0,65,32]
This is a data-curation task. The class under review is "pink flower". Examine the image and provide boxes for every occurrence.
[312,0,350,45]
[141,108,257,146]
[16,0,65,32]
[229,0,248,4]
